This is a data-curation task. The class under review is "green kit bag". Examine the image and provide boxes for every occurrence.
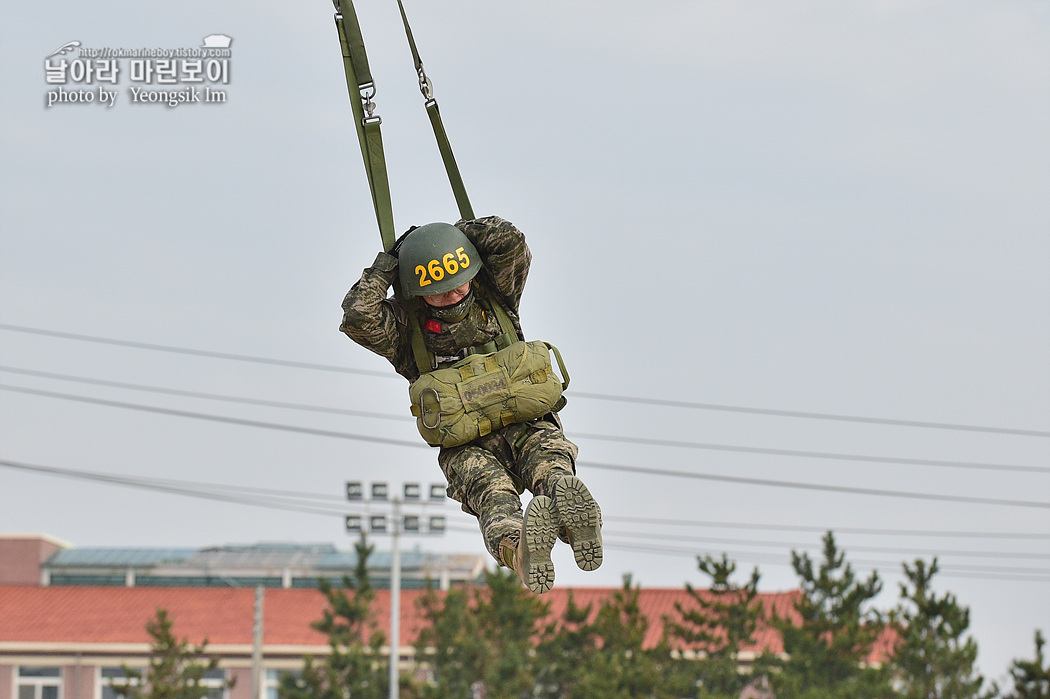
[409,340,569,448]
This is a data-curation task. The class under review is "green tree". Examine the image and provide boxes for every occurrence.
[414,581,475,699]
[563,574,687,699]
[666,553,770,699]
[415,567,550,699]
[279,535,388,699]
[109,608,234,699]
[770,531,893,699]
[891,557,995,699]
[666,554,762,697]
[1003,630,1050,699]
[534,589,598,698]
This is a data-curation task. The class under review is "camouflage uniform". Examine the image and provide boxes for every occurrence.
[340,216,578,565]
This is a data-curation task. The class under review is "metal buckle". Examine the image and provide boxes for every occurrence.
[359,83,378,120]
[417,67,433,100]
[420,388,441,429]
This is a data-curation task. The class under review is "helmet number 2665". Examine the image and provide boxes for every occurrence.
[415,246,471,288]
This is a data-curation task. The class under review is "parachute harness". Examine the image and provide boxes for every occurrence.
[331,0,518,376]
[332,0,473,251]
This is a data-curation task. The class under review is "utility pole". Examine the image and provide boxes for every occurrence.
[389,495,401,699]
[251,586,263,699]
[346,481,446,699]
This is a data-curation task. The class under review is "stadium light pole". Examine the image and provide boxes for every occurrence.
[346,481,446,699]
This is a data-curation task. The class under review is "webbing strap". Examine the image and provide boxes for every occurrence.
[426,101,474,221]
[395,0,424,73]
[333,0,487,377]
[407,306,435,375]
[396,0,475,222]
[362,119,395,250]
[477,284,521,348]
[333,0,395,251]
[340,3,372,86]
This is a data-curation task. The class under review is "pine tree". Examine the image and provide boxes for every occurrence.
[534,589,598,698]
[415,567,550,699]
[1003,630,1050,699]
[566,574,686,699]
[770,531,894,699]
[279,535,388,699]
[109,609,234,699]
[414,581,481,699]
[666,553,764,698]
[892,557,995,699]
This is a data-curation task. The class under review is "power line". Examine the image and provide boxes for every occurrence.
[579,459,1050,510]
[3,383,1049,510]
[0,383,428,450]
[0,323,389,377]
[0,459,350,518]
[571,391,1050,438]
[7,457,1046,547]
[612,515,1050,541]
[602,528,1050,561]
[0,459,443,522]
[0,365,408,423]
[570,431,1049,475]
[5,456,1046,544]
[5,458,1049,583]
[605,539,1050,577]
[3,322,1046,438]
[602,540,1050,583]
[2,367,1045,476]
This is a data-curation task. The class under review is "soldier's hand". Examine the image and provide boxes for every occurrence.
[371,251,398,273]
[389,225,417,258]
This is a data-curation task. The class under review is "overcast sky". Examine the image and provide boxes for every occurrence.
[1,0,1047,682]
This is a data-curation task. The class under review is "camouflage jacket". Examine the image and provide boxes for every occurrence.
[340,216,531,382]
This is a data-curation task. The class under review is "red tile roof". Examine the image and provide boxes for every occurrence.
[537,586,803,655]
[0,584,891,662]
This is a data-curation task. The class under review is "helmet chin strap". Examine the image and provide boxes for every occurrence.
[426,289,475,323]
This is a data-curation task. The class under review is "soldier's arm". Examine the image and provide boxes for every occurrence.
[455,216,532,312]
[340,252,413,370]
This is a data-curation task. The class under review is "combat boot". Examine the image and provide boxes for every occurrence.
[552,475,603,571]
[499,495,557,594]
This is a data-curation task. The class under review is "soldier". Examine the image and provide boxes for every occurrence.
[340,216,602,593]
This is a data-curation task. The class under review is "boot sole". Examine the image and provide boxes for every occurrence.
[521,496,557,594]
[554,476,603,571]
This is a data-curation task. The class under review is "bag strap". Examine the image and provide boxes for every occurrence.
[544,342,571,391]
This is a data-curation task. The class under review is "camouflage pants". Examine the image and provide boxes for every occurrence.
[437,417,577,565]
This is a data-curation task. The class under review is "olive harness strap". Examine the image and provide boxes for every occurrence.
[332,0,474,247]
[332,0,518,377]
[394,0,475,222]
[332,1,395,251]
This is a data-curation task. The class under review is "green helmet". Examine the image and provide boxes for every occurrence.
[397,222,482,297]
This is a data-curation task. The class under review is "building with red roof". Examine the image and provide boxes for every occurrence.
[0,535,895,699]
